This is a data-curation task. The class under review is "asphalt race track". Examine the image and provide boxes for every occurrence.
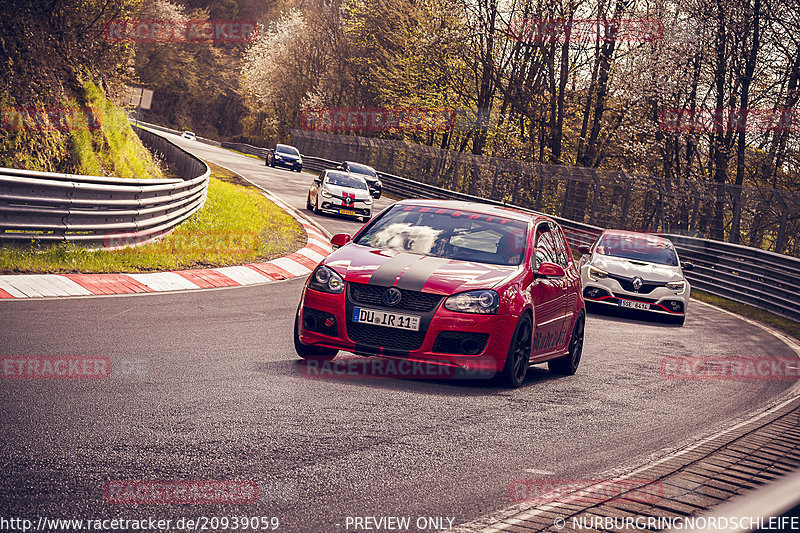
[1,134,798,531]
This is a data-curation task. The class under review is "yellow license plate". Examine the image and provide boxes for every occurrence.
[340,209,355,216]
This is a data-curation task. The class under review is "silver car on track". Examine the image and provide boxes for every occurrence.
[577,230,694,325]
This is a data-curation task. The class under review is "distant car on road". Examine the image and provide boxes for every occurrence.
[293,199,586,387]
[181,130,196,140]
[577,230,693,325]
[337,161,382,198]
[267,144,303,172]
[307,170,373,222]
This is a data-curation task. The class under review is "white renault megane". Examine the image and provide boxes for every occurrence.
[577,230,694,325]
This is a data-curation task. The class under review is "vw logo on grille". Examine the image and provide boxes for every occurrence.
[381,287,402,306]
[632,277,644,291]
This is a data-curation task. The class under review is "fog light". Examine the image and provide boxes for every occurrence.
[461,339,482,355]
[586,287,600,298]
[668,301,682,311]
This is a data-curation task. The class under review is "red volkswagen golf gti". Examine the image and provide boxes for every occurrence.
[294,200,586,386]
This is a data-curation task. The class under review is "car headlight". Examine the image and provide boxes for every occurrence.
[297,158,302,164]
[587,265,609,281]
[274,154,282,160]
[666,280,686,294]
[444,290,499,314]
[320,189,332,198]
[375,180,382,188]
[308,265,345,294]
[364,196,373,205]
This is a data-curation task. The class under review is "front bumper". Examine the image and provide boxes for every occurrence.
[318,201,371,218]
[297,284,518,374]
[273,158,302,170]
[581,279,689,315]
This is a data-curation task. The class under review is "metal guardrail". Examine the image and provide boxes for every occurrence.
[220,142,270,159]
[131,119,222,147]
[0,126,209,248]
[301,154,800,323]
[292,129,800,257]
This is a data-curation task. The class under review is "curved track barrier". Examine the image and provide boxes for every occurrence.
[0,126,209,248]
[299,152,800,323]
[292,129,799,257]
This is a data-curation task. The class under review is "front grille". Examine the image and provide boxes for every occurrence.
[346,322,426,351]
[349,283,443,313]
[610,274,663,294]
[432,332,489,355]
[613,292,659,304]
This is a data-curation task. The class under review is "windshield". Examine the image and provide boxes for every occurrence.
[346,162,376,177]
[276,144,299,156]
[355,205,529,265]
[595,233,679,266]
[325,172,368,190]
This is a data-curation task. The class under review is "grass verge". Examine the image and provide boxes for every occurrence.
[0,163,305,273]
[691,289,800,342]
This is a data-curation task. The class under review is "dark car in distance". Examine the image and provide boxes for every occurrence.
[338,161,382,198]
[267,144,303,172]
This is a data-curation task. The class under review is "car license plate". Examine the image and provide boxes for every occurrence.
[352,307,420,331]
[340,209,355,216]
[619,299,650,310]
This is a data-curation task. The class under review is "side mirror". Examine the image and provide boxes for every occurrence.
[577,245,591,255]
[681,261,695,271]
[534,262,566,280]
[331,233,352,249]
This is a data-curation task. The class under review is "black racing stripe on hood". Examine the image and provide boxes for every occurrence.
[394,257,452,292]
[368,253,421,287]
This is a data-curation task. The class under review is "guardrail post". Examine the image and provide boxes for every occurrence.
[619,172,632,229]
[772,189,788,253]
[588,170,601,225]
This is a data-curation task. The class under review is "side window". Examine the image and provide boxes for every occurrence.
[534,224,557,268]
[549,223,570,268]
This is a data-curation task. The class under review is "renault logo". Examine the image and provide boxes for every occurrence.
[632,277,643,291]
[344,196,353,205]
[381,287,402,306]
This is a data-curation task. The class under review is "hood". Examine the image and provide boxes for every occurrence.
[323,184,371,202]
[590,254,683,282]
[325,244,519,294]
